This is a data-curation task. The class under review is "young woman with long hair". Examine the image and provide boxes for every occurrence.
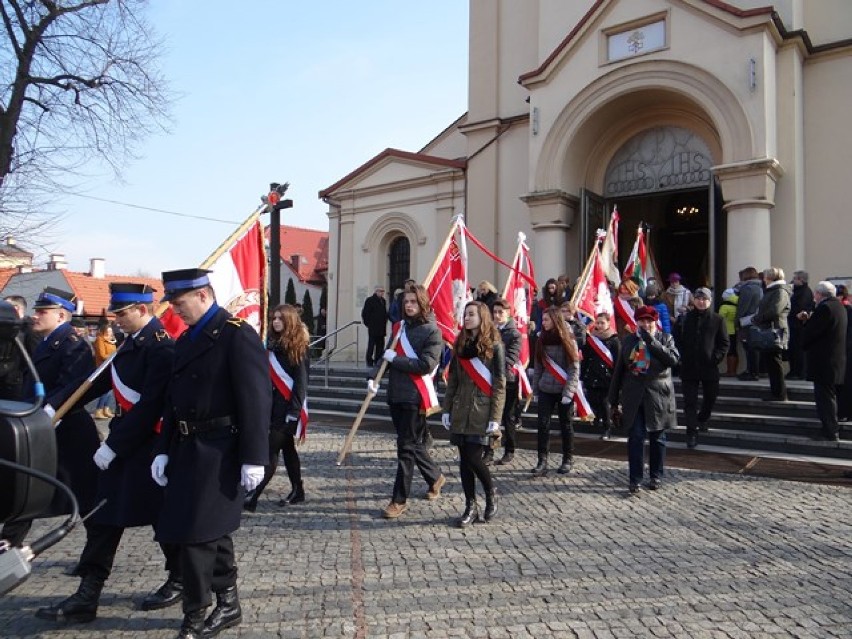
[532,306,580,476]
[244,304,309,511]
[442,301,506,526]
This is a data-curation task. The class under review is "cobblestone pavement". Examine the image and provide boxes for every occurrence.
[2,424,851,638]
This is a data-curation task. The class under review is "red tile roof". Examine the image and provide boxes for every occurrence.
[264,224,328,285]
[61,271,164,318]
[0,268,15,292]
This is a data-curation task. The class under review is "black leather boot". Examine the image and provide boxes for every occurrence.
[531,454,548,476]
[141,575,184,611]
[35,575,103,623]
[457,499,479,528]
[557,456,573,474]
[175,609,206,639]
[201,585,242,637]
[483,491,498,522]
[243,489,258,512]
[280,483,305,505]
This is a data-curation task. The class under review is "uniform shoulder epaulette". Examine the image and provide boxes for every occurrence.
[68,334,78,343]
[154,329,169,341]
[226,317,246,328]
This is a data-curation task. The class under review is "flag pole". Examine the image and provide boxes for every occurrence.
[200,205,265,269]
[336,217,462,466]
[52,351,119,425]
[501,235,524,299]
[569,239,599,308]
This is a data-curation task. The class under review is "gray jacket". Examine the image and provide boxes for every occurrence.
[533,341,580,399]
[609,331,680,433]
[752,281,792,350]
[498,318,522,383]
[735,279,763,325]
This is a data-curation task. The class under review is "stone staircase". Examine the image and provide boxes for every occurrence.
[307,363,852,463]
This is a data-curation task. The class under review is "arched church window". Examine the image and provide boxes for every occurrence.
[388,236,410,293]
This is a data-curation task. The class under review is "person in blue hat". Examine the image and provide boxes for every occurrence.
[2,288,98,551]
[150,268,271,639]
[36,283,182,623]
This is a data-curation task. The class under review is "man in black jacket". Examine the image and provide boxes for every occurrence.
[675,288,729,449]
[361,286,388,366]
[800,281,848,441]
[787,270,814,380]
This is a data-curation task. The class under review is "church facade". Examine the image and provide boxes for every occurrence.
[321,0,852,350]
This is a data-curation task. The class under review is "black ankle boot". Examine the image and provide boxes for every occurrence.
[176,609,206,638]
[531,455,548,476]
[141,575,183,611]
[36,575,103,623]
[202,585,242,637]
[557,456,573,474]
[242,490,258,512]
[280,483,305,505]
[458,499,479,528]
[483,491,498,522]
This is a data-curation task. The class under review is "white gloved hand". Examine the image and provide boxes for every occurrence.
[441,413,451,430]
[151,454,169,487]
[93,442,117,470]
[486,421,500,434]
[43,404,56,419]
[367,379,379,395]
[382,349,397,363]
[241,464,265,492]
[561,395,573,405]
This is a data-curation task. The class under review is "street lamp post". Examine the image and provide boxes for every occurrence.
[262,182,293,309]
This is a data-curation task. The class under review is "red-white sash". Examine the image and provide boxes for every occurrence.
[614,297,637,332]
[111,366,162,433]
[587,334,614,369]
[514,363,532,398]
[396,325,440,414]
[543,353,594,419]
[458,356,492,397]
[268,352,309,438]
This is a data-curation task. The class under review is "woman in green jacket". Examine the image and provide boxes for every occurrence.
[442,301,506,527]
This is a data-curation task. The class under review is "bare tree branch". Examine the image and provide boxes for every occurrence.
[0,0,171,248]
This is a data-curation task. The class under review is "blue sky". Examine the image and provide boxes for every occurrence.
[54,1,469,276]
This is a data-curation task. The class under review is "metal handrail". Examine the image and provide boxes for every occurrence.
[309,320,361,387]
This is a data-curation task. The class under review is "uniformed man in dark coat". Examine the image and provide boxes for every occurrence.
[800,281,848,441]
[151,269,271,639]
[2,288,99,547]
[36,283,181,623]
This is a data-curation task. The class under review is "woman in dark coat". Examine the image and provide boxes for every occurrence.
[609,305,680,494]
[442,301,506,526]
[751,267,792,401]
[244,304,310,511]
[581,311,621,440]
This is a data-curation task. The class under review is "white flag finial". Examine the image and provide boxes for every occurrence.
[517,231,526,243]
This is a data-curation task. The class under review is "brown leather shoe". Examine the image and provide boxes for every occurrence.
[426,474,446,501]
[382,501,408,519]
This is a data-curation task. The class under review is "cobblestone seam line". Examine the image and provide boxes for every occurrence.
[345,467,367,639]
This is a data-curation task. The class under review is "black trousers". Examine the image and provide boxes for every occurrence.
[765,349,787,399]
[500,380,520,453]
[389,404,441,503]
[79,523,180,584]
[366,334,385,365]
[180,535,237,614]
[813,382,840,438]
[458,442,494,500]
[253,427,302,500]
[681,379,720,436]
[787,323,805,377]
[536,391,574,459]
[585,387,612,431]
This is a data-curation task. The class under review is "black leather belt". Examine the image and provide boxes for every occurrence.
[177,415,236,436]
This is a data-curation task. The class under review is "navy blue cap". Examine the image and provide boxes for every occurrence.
[109,282,157,312]
[161,268,212,302]
[33,287,77,312]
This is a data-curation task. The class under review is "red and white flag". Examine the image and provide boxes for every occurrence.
[623,223,658,288]
[426,225,468,344]
[599,206,620,286]
[502,233,536,397]
[574,247,616,334]
[159,213,267,339]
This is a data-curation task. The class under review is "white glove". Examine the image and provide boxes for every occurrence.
[367,379,379,395]
[43,404,56,419]
[486,421,500,434]
[241,464,265,492]
[561,395,573,405]
[93,443,117,470]
[151,454,169,487]
[382,349,397,363]
[441,413,451,430]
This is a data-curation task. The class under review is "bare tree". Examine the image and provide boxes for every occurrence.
[0,0,170,245]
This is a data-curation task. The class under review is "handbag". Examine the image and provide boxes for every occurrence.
[748,325,779,351]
